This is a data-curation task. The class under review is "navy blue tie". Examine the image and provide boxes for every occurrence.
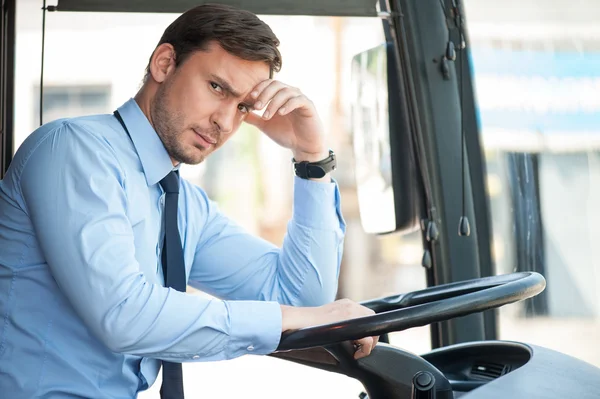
[159,171,186,399]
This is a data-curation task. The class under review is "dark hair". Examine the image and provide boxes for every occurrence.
[145,4,282,80]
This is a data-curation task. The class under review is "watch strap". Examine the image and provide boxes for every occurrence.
[293,150,336,179]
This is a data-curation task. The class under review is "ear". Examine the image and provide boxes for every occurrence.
[148,43,177,84]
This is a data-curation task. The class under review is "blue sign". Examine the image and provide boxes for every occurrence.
[470,48,600,134]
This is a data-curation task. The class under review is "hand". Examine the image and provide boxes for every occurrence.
[281,299,380,360]
[244,80,328,163]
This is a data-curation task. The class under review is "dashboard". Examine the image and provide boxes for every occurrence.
[422,341,600,398]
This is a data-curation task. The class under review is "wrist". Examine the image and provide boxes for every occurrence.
[281,304,318,332]
[292,148,334,182]
[280,305,300,332]
[292,148,329,163]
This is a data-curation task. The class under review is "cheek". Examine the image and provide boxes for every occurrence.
[235,114,246,127]
[174,76,214,117]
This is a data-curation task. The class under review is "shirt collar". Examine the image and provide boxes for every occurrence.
[115,98,175,186]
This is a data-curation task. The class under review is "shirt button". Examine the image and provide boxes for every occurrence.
[192,355,200,359]
[247,345,254,351]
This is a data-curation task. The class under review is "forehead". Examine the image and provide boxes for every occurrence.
[185,42,271,97]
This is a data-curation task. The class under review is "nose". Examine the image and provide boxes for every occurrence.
[211,103,238,134]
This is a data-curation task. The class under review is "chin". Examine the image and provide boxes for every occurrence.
[167,145,208,165]
[178,154,206,165]
[188,156,207,165]
[186,148,212,165]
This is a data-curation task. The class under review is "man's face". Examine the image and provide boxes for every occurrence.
[151,41,270,165]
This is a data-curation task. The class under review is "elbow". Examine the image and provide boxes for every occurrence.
[96,298,147,354]
[278,251,341,307]
[101,335,127,354]
[295,283,338,307]
[97,318,140,354]
[81,276,156,354]
[100,325,151,355]
[295,267,339,307]
[311,290,337,307]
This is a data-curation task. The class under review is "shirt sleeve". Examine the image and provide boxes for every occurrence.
[18,121,281,362]
[188,175,347,312]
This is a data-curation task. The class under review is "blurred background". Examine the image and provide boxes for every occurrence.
[12,0,600,397]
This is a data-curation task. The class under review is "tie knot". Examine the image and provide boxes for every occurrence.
[160,171,180,194]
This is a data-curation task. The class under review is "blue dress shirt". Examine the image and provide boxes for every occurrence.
[0,98,346,398]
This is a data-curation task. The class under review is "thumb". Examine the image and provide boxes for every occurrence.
[245,112,265,131]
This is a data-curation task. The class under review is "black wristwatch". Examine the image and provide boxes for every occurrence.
[292,150,337,179]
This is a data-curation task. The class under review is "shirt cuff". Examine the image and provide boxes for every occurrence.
[292,176,345,231]
[225,300,282,358]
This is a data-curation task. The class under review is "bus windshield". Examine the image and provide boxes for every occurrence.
[465,0,600,367]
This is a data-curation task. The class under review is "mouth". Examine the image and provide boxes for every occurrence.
[193,128,218,147]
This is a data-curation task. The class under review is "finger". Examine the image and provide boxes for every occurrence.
[251,80,281,109]
[244,111,266,130]
[353,337,373,359]
[354,336,375,360]
[277,95,307,116]
[263,89,300,120]
[250,79,273,102]
[365,336,376,353]
[254,81,297,111]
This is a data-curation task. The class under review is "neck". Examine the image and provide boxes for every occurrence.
[134,86,154,128]
[134,86,180,167]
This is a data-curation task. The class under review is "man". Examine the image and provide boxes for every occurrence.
[0,4,378,398]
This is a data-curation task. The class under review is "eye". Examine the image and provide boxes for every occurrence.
[210,82,223,93]
[238,104,249,114]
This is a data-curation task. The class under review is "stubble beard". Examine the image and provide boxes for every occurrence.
[151,82,212,165]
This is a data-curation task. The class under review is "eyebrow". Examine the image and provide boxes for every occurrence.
[209,74,243,98]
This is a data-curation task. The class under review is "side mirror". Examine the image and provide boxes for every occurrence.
[350,42,421,235]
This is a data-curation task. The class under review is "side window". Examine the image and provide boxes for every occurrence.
[33,85,112,127]
[17,84,112,151]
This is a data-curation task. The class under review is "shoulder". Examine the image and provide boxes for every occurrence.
[14,113,127,177]
[55,113,125,146]
[19,113,121,155]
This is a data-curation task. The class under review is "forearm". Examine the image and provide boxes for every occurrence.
[279,222,341,305]
[276,176,345,306]
[104,286,282,361]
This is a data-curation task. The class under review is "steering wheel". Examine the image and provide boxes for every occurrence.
[277,272,545,351]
